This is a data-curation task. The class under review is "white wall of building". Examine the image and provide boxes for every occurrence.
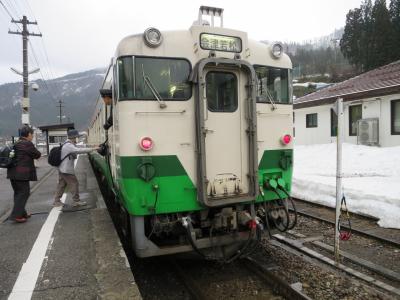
[294,104,335,145]
[294,93,400,147]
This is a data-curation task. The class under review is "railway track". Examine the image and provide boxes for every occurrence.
[241,256,312,300]
[271,233,400,298]
[170,255,311,300]
[291,198,400,248]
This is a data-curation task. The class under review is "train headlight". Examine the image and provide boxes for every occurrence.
[271,42,283,58]
[281,134,292,145]
[143,27,163,48]
[139,137,154,151]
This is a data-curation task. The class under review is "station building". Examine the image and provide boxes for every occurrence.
[293,60,400,147]
[38,123,75,154]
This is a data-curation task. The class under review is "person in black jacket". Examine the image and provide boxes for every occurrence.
[7,126,41,223]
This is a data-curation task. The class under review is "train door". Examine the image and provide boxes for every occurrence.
[194,60,258,207]
[195,58,258,207]
[204,68,249,197]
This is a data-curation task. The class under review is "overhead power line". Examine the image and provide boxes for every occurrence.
[2,0,65,117]
[0,0,14,19]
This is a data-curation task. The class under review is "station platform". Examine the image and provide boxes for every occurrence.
[0,155,141,299]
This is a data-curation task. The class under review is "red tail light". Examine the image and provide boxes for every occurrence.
[139,137,153,151]
[281,134,292,145]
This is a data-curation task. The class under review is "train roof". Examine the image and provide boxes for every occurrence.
[114,25,292,69]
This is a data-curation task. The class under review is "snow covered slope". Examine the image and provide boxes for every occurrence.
[0,68,105,137]
[292,143,400,229]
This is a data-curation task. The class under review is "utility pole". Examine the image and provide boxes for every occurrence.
[57,99,64,124]
[334,98,344,265]
[9,15,42,126]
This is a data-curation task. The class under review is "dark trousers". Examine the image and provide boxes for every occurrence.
[10,180,30,219]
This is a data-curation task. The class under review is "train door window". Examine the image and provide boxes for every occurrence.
[255,66,290,104]
[349,105,362,136]
[330,108,338,136]
[391,99,400,135]
[206,71,237,112]
[306,113,318,128]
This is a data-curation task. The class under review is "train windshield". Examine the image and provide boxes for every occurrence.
[255,66,290,104]
[117,56,192,101]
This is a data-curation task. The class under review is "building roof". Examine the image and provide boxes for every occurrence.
[294,60,400,109]
[38,123,75,131]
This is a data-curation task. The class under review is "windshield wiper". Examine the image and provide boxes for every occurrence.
[142,65,167,109]
[265,88,277,110]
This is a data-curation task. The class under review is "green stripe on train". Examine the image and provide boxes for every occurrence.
[256,149,293,202]
[118,155,202,215]
[91,151,293,216]
[119,155,187,178]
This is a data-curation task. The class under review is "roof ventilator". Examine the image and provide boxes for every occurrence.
[198,6,224,27]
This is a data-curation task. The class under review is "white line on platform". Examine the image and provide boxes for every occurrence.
[8,156,79,300]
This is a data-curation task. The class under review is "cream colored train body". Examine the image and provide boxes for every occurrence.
[88,7,294,258]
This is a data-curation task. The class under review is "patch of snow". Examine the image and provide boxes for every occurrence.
[292,143,400,229]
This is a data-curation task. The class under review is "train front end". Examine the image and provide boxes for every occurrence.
[97,7,294,259]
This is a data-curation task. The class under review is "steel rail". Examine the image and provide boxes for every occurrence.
[273,234,400,297]
[241,256,312,300]
[291,199,400,248]
[168,259,209,300]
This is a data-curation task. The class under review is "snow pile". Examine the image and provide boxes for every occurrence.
[292,143,400,229]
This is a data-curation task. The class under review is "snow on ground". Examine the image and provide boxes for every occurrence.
[292,143,400,229]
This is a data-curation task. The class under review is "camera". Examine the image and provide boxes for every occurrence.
[31,83,39,91]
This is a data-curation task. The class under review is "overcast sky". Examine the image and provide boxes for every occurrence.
[0,0,363,84]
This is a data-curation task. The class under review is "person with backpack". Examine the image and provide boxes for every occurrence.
[53,129,99,207]
[7,126,41,223]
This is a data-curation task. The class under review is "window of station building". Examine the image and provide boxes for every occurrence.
[49,136,67,143]
[330,108,338,136]
[206,71,238,112]
[255,66,290,104]
[117,56,191,101]
[391,99,400,135]
[349,104,362,136]
[306,113,318,128]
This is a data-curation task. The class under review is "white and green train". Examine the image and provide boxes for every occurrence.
[88,6,295,260]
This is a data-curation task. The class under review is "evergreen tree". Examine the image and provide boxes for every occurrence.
[341,0,397,71]
[340,8,364,70]
[361,0,373,70]
[390,0,400,60]
[369,0,394,69]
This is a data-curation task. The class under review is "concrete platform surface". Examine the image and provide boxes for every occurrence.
[0,155,141,300]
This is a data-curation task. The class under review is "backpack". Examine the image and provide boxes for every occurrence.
[0,145,16,169]
[48,143,70,167]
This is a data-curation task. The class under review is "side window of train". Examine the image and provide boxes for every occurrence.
[255,66,290,104]
[206,71,238,112]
